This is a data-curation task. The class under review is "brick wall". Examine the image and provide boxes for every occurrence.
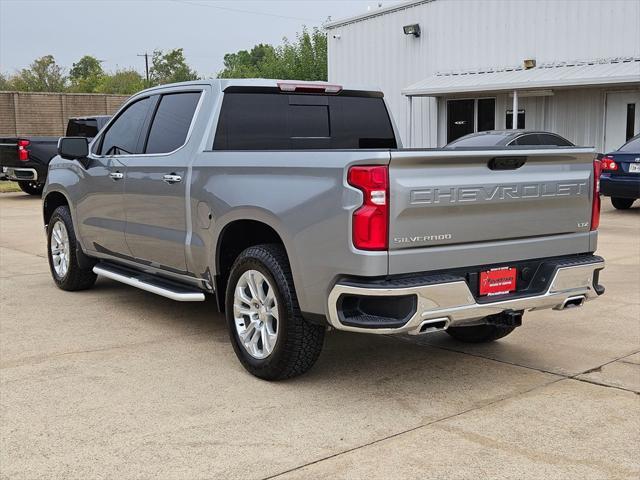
[0,91,129,136]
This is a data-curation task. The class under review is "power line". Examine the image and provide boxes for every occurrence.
[169,0,322,23]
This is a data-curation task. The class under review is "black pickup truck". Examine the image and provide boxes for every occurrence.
[0,115,110,195]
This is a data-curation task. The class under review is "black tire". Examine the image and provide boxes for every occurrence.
[18,181,44,196]
[225,244,325,380]
[611,197,635,210]
[47,206,97,291]
[446,324,516,343]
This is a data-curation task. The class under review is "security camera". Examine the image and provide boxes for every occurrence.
[332,34,341,39]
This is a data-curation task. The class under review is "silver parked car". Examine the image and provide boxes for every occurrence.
[445,129,574,148]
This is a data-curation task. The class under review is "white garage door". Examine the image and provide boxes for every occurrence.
[605,91,640,152]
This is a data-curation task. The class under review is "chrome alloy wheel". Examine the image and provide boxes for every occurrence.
[233,269,279,359]
[50,220,70,278]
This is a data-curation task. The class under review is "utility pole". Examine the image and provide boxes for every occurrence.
[137,52,149,86]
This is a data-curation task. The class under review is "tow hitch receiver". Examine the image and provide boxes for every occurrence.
[486,310,523,328]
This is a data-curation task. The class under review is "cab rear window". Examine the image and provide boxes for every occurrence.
[213,92,396,150]
[66,119,98,138]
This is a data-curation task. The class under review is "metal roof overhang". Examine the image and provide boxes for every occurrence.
[402,59,640,97]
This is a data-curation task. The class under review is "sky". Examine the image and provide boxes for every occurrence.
[0,0,403,78]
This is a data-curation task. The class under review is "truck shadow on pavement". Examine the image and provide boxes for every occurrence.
[90,277,509,385]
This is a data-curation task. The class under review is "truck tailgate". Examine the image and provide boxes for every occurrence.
[0,138,18,166]
[388,148,597,269]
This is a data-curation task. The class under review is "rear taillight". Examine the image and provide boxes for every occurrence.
[601,155,618,171]
[591,159,601,231]
[348,165,389,251]
[17,139,29,161]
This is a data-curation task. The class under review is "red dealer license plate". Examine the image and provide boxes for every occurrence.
[479,267,517,296]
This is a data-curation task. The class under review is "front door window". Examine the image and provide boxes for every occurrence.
[98,96,154,156]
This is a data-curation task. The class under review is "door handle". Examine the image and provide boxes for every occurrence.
[162,174,182,184]
[109,171,124,180]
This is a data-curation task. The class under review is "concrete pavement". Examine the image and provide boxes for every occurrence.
[0,192,638,479]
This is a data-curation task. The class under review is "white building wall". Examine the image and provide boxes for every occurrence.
[544,89,606,149]
[327,0,640,147]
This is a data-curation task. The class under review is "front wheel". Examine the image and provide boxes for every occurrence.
[225,244,325,380]
[47,206,97,291]
[446,323,516,343]
[611,197,635,210]
[18,181,44,196]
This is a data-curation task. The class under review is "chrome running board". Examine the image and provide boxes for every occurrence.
[93,263,205,302]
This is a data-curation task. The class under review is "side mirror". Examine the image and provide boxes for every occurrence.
[58,137,89,161]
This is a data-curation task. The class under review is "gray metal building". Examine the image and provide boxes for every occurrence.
[326,0,640,152]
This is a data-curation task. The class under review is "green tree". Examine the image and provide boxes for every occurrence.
[0,72,11,91]
[218,44,276,79]
[69,55,104,93]
[149,48,199,86]
[9,55,67,92]
[217,27,327,81]
[96,69,145,94]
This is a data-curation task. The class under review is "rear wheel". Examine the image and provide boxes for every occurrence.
[611,197,635,210]
[47,206,97,291]
[225,244,325,380]
[18,181,44,196]
[446,323,516,343]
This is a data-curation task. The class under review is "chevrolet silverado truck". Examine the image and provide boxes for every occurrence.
[42,80,605,380]
[0,115,110,195]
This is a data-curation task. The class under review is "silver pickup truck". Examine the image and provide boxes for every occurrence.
[43,79,605,380]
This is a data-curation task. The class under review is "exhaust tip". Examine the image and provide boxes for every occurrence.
[557,295,586,310]
[409,317,450,335]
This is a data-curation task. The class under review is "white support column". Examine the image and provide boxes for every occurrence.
[512,89,518,129]
[407,96,413,147]
[433,97,438,147]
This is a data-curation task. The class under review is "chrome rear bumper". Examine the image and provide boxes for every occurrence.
[1,167,38,182]
[327,259,605,335]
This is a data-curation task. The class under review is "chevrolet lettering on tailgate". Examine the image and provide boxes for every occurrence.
[410,181,588,205]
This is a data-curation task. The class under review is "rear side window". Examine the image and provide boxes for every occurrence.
[511,134,541,146]
[510,133,573,147]
[619,135,640,152]
[213,92,396,150]
[99,97,153,155]
[537,134,573,146]
[145,92,201,154]
[66,119,98,138]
